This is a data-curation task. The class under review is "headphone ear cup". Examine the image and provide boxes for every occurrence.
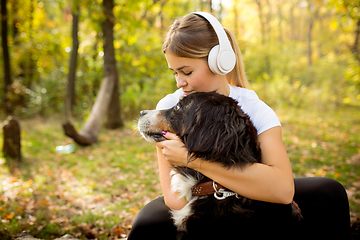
[191,12,236,75]
[208,45,222,75]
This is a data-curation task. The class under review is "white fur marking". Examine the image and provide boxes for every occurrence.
[171,198,198,231]
[170,170,199,230]
[170,170,197,202]
[137,110,161,142]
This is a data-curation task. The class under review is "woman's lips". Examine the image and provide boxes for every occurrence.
[183,91,194,96]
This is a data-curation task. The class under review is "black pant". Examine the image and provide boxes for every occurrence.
[128,177,350,240]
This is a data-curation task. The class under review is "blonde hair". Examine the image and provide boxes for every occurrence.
[163,13,250,89]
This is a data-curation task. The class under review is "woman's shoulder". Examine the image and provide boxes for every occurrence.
[229,85,265,112]
[229,85,259,102]
[156,89,184,110]
[229,85,281,135]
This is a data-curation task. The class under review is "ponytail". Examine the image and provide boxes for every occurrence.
[224,28,250,89]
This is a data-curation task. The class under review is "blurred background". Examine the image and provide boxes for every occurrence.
[1,0,359,119]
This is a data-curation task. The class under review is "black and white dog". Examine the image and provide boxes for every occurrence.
[138,92,302,239]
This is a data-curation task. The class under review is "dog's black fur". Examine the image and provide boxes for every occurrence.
[138,92,302,239]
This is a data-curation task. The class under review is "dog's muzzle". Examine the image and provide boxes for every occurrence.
[138,110,167,142]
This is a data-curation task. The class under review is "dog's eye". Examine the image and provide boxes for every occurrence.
[175,105,180,110]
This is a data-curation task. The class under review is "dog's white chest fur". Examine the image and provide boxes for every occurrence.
[170,170,199,231]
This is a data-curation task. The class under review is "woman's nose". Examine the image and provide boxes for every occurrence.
[176,77,188,88]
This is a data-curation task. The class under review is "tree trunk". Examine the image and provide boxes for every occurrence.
[350,18,360,64]
[66,4,80,119]
[1,0,12,114]
[308,19,313,67]
[63,76,115,145]
[255,0,271,75]
[62,0,123,145]
[2,116,21,161]
[264,0,271,75]
[106,75,123,129]
[24,0,35,90]
[307,0,319,67]
[307,3,314,67]
[289,0,296,41]
[255,0,265,45]
[276,1,283,44]
[233,0,239,35]
[102,0,123,129]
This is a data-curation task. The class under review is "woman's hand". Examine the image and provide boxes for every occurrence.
[156,132,189,167]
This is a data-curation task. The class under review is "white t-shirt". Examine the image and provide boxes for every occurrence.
[156,84,281,135]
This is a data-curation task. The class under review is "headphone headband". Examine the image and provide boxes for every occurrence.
[190,12,236,75]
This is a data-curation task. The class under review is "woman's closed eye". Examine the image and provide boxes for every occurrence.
[184,71,193,76]
[172,71,193,76]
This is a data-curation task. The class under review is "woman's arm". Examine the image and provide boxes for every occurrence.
[156,126,294,210]
[156,146,188,210]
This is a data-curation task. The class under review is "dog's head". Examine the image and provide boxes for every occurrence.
[138,92,261,168]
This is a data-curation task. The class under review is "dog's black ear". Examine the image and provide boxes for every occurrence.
[183,96,261,169]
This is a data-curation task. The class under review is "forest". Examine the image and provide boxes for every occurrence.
[0,0,360,239]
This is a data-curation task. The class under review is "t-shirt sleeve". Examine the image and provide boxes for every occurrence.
[241,91,281,135]
[156,89,183,110]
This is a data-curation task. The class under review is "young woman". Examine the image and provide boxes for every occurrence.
[128,12,350,239]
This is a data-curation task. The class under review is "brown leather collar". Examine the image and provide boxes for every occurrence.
[192,181,228,196]
[192,181,302,214]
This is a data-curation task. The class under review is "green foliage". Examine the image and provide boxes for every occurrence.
[1,0,359,118]
[237,1,360,110]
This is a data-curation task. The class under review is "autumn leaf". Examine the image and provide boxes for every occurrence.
[114,226,125,236]
[129,208,139,214]
[17,206,24,213]
[38,200,50,206]
[4,212,15,220]
[24,179,33,188]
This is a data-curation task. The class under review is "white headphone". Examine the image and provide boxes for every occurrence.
[190,12,236,75]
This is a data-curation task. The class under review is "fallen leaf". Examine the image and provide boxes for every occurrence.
[17,206,24,213]
[38,200,50,206]
[114,226,125,236]
[4,212,15,220]
[129,208,139,214]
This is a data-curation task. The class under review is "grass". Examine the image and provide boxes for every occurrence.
[279,107,360,222]
[0,107,359,239]
[0,119,161,239]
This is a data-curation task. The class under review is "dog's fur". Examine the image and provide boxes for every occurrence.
[138,92,302,239]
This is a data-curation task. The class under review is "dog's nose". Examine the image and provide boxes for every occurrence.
[140,110,147,117]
